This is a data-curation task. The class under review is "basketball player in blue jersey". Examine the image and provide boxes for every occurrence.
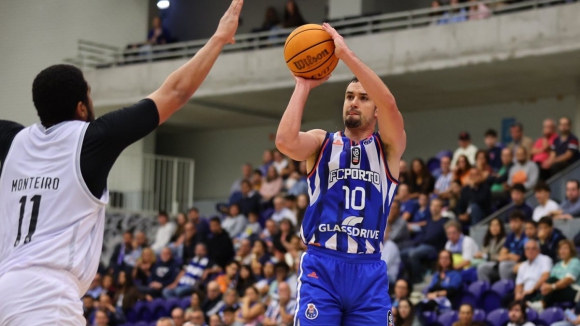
[276,23,406,326]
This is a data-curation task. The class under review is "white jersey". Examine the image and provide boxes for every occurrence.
[0,121,108,296]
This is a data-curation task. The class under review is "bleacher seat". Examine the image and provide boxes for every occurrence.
[473,309,486,321]
[180,296,191,310]
[164,297,181,315]
[423,311,438,325]
[149,322,158,326]
[135,301,151,323]
[526,308,539,324]
[437,310,458,326]
[151,298,168,320]
[482,280,514,313]
[133,322,148,326]
[538,307,564,326]
[461,280,489,308]
[486,308,509,326]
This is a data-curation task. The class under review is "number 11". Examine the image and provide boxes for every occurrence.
[14,195,42,247]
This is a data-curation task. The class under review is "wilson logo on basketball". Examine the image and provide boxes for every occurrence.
[293,49,330,70]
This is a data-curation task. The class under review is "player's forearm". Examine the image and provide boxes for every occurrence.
[275,84,309,151]
[154,36,227,122]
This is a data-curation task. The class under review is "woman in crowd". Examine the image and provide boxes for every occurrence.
[102,274,117,298]
[409,158,435,197]
[254,7,280,32]
[236,265,257,298]
[256,261,276,297]
[395,298,421,326]
[448,180,463,215]
[392,279,411,309]
[113,271,142,316]
[236,286,266,326]
[418,250,463,313]
[473,217,506,265]
[260,166,283,203]
[133,247,156,286]
[453,155,472,185]
[185,291,204,315]
[527,240,580,312]
[273,218,295,254]
[295,194,308,227]
[283,0,306,28]
[171,212,188,243]
[475,150,493,180]
[252,239,272,265]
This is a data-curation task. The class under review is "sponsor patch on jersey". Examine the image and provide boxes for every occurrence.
[388,310,394,326]
[305,303,319,320]
[351,146,360,165]
[363,138,374,146]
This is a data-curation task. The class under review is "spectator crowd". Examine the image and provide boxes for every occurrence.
[85,114,580,326]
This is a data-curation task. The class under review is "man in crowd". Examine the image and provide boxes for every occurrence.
[551,179,580,219]
[381,232,401,286]
[271,195,297,226]
[478,211,527,282]
[532,183,560,222]
[108,231,134,276]
[230,163,253,195]
[452,304,475,326]
[94,311,111,326]
[508,147,539,191]
[508,122,533,161]
[456,168,492,226]
[532,119,557,180]
[86,274,104,299]
[263,282,296,326]
[207,217,235,269]
[543,117,580,176]
[152,211,177,252]
[509,239,552,304]
[434,156,454,199]
[400,197,448,283]
[188,208,209,236]
[171,307,185,326]
[234,180,261,216]
[387,200,411,247]
[504,184,533,222]
[484,129,503,172]
[507,301,535,326]
[452,131,478,169]
[141,247,181,298]
[222,306,243,326]
[444,220,480,270]
[397,184,419,221]
[157,317,175,326]
[202,281,226,320]
[537,217,566,262]
[164,244,218,299]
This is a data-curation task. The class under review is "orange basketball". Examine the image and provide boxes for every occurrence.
[284,24,338,79]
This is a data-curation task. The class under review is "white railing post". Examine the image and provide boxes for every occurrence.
[172,159,179,215]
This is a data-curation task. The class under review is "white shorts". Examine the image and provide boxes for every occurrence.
[0,266,84,326]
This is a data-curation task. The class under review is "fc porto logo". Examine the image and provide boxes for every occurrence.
[305,303,319,320]
[388,310,394,326]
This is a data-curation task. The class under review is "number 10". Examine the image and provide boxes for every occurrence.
[342,186,366,210]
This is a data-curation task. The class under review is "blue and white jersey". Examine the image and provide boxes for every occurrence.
[301,131,398,254]
[178,256,213,286]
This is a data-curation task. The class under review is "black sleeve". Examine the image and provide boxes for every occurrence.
[0,120,25,174]
[81,99,159,198]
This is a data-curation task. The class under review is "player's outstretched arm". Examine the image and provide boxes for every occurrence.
[322,23,406,171]
[148,0,243,124]
[275,76,329,162]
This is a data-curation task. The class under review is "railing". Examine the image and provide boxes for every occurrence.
[64,0,576,69]
[107,153,195,215]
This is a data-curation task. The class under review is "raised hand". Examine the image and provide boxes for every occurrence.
[294,74,331,91]
[322,23,349,59]
[215,0,244,44]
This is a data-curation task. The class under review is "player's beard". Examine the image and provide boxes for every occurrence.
[86,106,95,122]
[344,115,362,128]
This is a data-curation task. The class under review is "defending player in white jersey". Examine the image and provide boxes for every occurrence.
[0,1,243,325]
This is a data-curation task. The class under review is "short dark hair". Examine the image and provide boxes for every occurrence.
[274,261,290,273]
[538,216,553,227]
[567,179,580,189]
[158,211,169,219]
[188,207,199,213]
[241,179,252,188]
[511,183,526,193]
[210,216,221,224]
[508,210,525,221]
[459,303,474,313]
[534,182,551,193]
[511,122,524,131]
[525,220,538,227]
[484,129,498,138]
[253,169,263,176]
[508,300,527,321]
[223,306,238,314]
[32,64,89,127]
[349,76,359,84]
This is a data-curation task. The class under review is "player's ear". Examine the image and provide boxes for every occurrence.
[74,101,88,121]
[374,107,378,118]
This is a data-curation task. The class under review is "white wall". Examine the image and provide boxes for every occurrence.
[0,0,149,125]
[401,96,577,160]
[156,119,342,200]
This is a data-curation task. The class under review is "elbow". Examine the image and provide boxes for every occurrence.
[275,135,291,154]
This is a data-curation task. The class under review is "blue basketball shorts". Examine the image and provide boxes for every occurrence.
[294,245,393,326]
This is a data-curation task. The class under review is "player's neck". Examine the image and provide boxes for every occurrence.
[344,127,374,142]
